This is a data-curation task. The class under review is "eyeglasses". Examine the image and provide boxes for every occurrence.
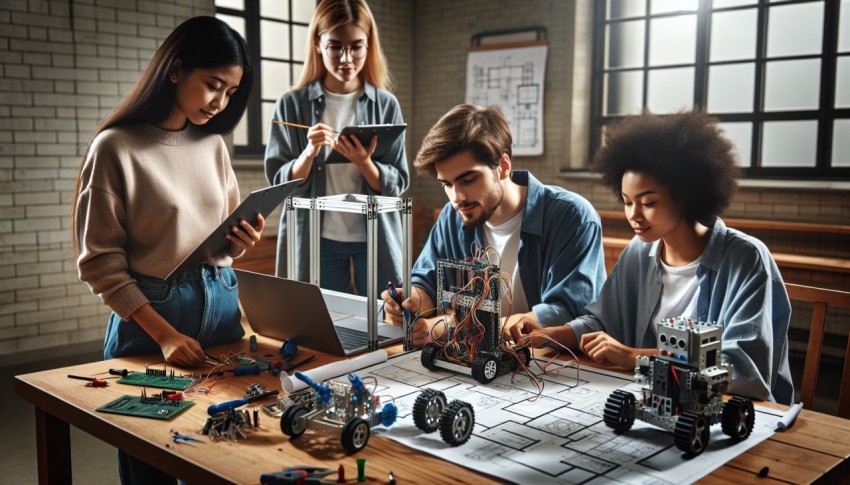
[322,42,368,60]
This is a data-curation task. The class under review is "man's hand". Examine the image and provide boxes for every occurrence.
[503,313,548,348]
[380,286,441,346]
[579,331,639,369]
[159,332,206,367]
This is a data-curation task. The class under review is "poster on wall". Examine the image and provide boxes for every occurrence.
[466,44,548,156]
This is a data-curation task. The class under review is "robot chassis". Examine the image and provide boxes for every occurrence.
[278,371,475,452]
[420,259,529,384]
[603,317,755,456]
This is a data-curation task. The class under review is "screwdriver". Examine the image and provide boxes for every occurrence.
[67,374,108,387]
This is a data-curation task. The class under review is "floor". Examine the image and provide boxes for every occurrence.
[4,350,119,484]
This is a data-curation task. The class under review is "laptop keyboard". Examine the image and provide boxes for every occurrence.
[335,325,390,350]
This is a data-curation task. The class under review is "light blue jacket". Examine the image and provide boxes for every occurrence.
[264,80,409,286]
[412,171,606,326]
[569,218,794,404]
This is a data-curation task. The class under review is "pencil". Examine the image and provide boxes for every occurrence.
[272,120,310,129]
[272,120,339,134]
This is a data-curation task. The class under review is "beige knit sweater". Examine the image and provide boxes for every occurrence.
[76,123,239,320]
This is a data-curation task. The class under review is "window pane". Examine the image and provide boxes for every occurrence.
[233,109,247,146]
[713,0,756,7]
[649,15,696,66]
[766,2,824,58]
[216,0,243,10]
[607,20,645,68]
[292,0,316,23]
[837,56,850,108]
[605,71,643,115]
[710,9,757,62]
[840,0,850,53]
[261,0,289,20]
[262,60,290,100]
[262,102,276,146]
[764,59,821,111]
[650,0,698,15]
[719,122,752,166]
[293,25,310,62]
[833,119,850,167]
[762,120,818,167]
[216,14,245,41]
[708,63,755,112]
[261,20,290,60]
[293,63,305,84]
[648,67,694,113]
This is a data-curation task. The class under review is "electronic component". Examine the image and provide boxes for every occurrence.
[97,390,194,420]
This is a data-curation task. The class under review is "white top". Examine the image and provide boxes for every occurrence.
[322,89,365,242]
[483,209,529,316]
[649,252,701,339]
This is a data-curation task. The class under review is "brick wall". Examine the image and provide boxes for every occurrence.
[0,0,214,363]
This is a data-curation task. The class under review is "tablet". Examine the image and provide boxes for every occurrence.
[165,179,302,279]
[325,123,406,164]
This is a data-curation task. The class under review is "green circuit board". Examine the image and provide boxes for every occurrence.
[117,372,194,391]
[97,394,195,420]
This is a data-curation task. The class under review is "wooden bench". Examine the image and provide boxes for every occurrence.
[597,210,850,276]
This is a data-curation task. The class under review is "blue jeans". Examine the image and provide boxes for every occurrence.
[104,265,244,360]
[320,238,368,295]
[104,264,244,485]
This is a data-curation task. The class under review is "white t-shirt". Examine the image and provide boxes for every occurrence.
[482,209,529,316]
[321,89,365,242]
[649,253,701,339]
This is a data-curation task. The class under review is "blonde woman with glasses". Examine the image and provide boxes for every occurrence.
[265,0,409,297]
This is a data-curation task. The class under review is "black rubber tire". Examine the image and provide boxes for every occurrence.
[722,396,755,441]
[603,390,636,433]
[420,343,441,371]
[412,389,447,433]
[341,417,371,454]
[439,400,475,447]
[280,404,307,437]
[471,353,499,384]
[674,411,710,456]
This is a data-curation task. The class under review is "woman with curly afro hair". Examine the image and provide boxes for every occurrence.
[506,110,793,404]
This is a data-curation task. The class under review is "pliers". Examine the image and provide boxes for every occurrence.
[260,465,337,484]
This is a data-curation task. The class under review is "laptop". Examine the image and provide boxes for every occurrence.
[234,269,403,356]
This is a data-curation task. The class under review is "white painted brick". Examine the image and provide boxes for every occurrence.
[40,272,79,287]
[27,0,50,15]
[1,180,52,191]
[76,55,117,69]
[11,106,55,117]
[72,17,96,32]
[69,327,103,343]
[32,66,97,81]
[138,25,172,39]
[99,95,122,108]
[0,232,37,246]
[73,31,116,45]
[117,35,156,49]
[5,64,32,78]
[71,4,101,20]
[0,143,36,155]
[0,325,39,340]
[52,53,74,67]
[38,230,69,245]
[14,131,55,143]
[2,24,28,39]
[76,81,119,95]
[39,319,79,334]
[0,250,36,266]
[0,276,39,293]
[0,117,29,129]
[63,304,100,319]
[99,69,141,82]
[49,29,73,43]
[156,14,176,28]
[0,132,10,143]
[0,289,12,304]
[24,79,53,92]
[0,92,33,106]
[0,170,10,182]
[36,143,79,155]
[116,58,140,71]
[9,38,74,55]
[118,10,155,26]
[34,118,74,130]
[17,285,67,302]
[14,191,59,205]
[0,207,25,219]
[0,51,22,63]
[29,26,48,41]
[78,315,106,330]
[74,44,97,56]
[58,131,78,143]
[0,264,12,278]
[14,218,61,233]
[0,315,13,329]
[54,107,76,118]
[17,332,70,352]
[17,308,65,327]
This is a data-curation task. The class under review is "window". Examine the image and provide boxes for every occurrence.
[216,0,316,156]
[591,0,850,179]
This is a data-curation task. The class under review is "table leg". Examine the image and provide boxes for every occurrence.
[35,407,71,485]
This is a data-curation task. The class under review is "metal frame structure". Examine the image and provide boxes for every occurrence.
[285,194,413,351]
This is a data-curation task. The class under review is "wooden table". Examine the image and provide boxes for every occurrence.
[14,330,850,485]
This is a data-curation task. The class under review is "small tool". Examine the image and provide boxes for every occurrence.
[387,282,412,321]
[260,465,337,485]
[204,352,226,365]
[280,338,298,360]
[207,390,280,416]
[171,433,204,444]
[67,374,108,387]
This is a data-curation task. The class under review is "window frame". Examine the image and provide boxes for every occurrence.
[590,0,850,180]
[216,1,313,157]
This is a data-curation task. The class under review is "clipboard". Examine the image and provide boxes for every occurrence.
[165,179,302,279]
[325,123,406,164]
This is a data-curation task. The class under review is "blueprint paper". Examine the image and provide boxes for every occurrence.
[466,45,547,156]
[354,352,780,484]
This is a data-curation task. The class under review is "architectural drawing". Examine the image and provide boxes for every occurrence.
[466,45,547,156]
[351,351,780,484]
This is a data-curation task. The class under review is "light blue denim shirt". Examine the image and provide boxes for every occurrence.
[264,80,409,285]
[569,218,794,404]
[411,171,606,326]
